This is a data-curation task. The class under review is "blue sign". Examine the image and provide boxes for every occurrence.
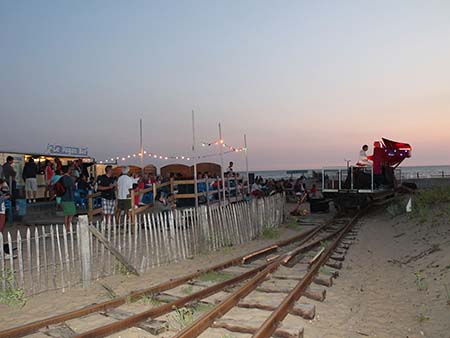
[46,144,88,157]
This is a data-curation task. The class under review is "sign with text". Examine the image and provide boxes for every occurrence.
[46,144,89,157]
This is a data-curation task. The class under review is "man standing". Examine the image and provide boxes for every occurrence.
[116,166,134,223]
[61,167,76,231]
[97,165,116,224]
[3,156,16,200]
[22,157,38,203]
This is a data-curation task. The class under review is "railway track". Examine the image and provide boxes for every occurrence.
[1,209,365,338]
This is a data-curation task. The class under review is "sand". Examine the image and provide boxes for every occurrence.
[0,223,314,332]
[304,205,450,338]
[1,200,449,338]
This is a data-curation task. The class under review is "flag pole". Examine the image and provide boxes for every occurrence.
[219,123,226,203]
[244,134,249,194]
[140,118,144,175]
[192,110,199,209]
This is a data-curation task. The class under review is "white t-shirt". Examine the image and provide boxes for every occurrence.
[117,175,134,200]
[0,199,5,214]
[251,183,261,192]
[358,150,370,165]
[0,182,8,214]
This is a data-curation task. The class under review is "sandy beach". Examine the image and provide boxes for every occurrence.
[0,197,449,337]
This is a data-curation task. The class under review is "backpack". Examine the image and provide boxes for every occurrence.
[55,177,66,197]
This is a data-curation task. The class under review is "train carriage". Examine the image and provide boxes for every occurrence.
[322,138,412,210]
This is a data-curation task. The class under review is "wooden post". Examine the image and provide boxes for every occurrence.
[170,178,174,194]
[152,183,157,203]
[79,215,92,288]
[205,178,210,206]
[88,224,140,276]
[130,189,136,225]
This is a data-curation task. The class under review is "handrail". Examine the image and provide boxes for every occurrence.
[87,176,247,223]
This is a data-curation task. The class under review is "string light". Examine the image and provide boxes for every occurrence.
[201,139,245,152]
[99,140,245,164]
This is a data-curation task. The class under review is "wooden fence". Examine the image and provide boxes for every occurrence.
[0,194,285,296]
[88,177,247,223]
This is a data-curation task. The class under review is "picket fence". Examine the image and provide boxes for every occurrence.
[0,194,285,296]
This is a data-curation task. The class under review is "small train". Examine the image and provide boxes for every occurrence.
[322,138,412,210]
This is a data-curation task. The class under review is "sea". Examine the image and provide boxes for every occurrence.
[242,165,450,180]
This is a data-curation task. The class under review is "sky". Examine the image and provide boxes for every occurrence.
[1,0,449,170]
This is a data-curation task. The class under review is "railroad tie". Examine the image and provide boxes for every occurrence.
[39,323,76,338]
[212,317,303,338]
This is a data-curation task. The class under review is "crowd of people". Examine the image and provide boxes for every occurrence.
[0,155,326,233]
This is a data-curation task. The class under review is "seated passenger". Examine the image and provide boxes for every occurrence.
[356,144,372,166]
[308,184,323,199]
[251,181,264,198]
[152,192,173,213]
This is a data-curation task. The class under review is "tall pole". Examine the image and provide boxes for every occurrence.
[219,123,226,203]
[192,110,199,209]
[244,134,250,194]
[140,118,144,175]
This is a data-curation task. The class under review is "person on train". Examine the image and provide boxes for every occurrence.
[356,144,371,166]
[370,141,385,188]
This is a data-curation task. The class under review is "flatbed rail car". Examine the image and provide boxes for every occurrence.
[322,138,412,209]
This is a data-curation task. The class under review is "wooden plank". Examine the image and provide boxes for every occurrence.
[55,225,65,292]
[34,228,41,292]
[7,233,15,288]
[175,193,205,199]
[106,222,112,275]
[26,228,33,293]
[17,232,24,290]
[62,227,70,288]
[88,224,139,276]
[50,225,57,290]
[79,216,91,288]
[42,226,48,291]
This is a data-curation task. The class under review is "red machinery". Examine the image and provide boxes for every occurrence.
[377,138,412,168]
[367,138,412,179]
[322,137,412,209]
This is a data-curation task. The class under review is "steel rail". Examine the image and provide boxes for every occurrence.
[0,226,320,338]
[252,210,364,337]
[173,216,354,338]
[75,260,272,338]
[74,220,335,338]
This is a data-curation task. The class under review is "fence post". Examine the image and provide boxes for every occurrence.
[152,183,157,203]
[205,178,210,206]
[170,178,174,194]
[79,215,91,288]
[130,189,136,225]
[199,205,209,252]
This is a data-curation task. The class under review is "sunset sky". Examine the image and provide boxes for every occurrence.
[1,1,449,170]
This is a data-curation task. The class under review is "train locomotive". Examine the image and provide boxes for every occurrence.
[322,138,412,210]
